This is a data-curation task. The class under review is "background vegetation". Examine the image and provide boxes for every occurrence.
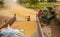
[0,0,4,7]
[0,0,58,8]
[18,0,57,8]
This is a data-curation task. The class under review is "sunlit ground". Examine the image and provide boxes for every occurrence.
[11,21,38,37]
[0,5,36,21]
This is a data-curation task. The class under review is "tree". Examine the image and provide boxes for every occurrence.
[0,0,4,7]
[28,0,39,6]
[53,0,56,2]
[47,0,52,2]
[40,0,45,2]
[18,0,28,4]
[47,0,56,2]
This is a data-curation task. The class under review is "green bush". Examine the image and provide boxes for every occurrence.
[22,3,53,8]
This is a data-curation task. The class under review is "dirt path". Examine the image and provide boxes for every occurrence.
[0,5,36,21]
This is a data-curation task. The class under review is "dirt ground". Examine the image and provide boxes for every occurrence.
[0,5,36,21]
[11,21,38,37]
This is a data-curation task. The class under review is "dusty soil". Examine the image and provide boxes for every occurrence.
[11,21,38,37]
[0,5,36,21]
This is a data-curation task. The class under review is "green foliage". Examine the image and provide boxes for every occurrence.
[18,0,39,6]
[18,0,24,4]
[47,0,56,2]
[0,0,4,7]
[23,3,52,8]
[18,0,54,8]
[40,0,45,2]
[18,0,29,4]
[28,0,39,5]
